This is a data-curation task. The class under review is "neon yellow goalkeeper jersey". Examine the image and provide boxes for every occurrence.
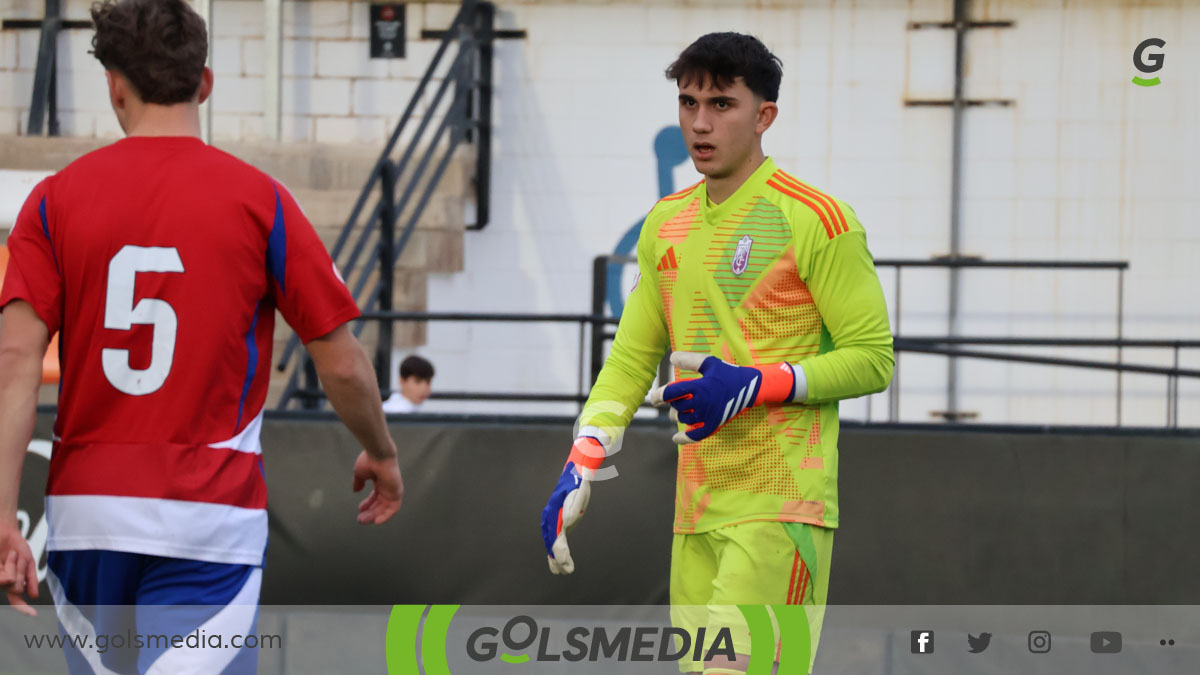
[582,157,894,534]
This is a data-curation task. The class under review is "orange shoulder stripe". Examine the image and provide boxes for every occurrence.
[766,178,836,239]
[659,180,704,202]
[774,171,848,235]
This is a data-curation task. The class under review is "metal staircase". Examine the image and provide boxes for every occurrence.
[274,0,494,410]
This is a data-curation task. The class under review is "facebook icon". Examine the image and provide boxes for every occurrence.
[911,630,935,654]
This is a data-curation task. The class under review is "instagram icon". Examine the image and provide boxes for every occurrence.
[1028,631,1052,654]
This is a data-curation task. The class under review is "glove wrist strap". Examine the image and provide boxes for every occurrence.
[753,362,798,405]
[567,435,605,471]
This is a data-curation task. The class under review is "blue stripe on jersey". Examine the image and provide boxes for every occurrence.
[236,301,261,431]
[38,196,61,274]
[266,188,287,295]
[258,456,268,568]
[42,195,65,428]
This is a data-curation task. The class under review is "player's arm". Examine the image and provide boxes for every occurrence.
[306,325,396,461]
[0,183,60,616]
[269,181,401,525]
[0,302,47,514]
[541,216,670,575]
[579,233,672,434]
[0,302,48,616]
[794,209,894,403]
[305,325,403,525]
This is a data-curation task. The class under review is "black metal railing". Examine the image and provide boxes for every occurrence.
[281,310,1200,429]
[2,0,94,135]
[875,258,1129,422]
[275,0,494,410]
[891,337,1200,428]
[282,254,1195,428]
[281,311,621,410]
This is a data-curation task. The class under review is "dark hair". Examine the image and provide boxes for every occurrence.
[90,0,208,104]
[399,355,434,381]
[665,32,783,102]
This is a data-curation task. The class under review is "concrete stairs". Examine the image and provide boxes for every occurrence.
[0,134,471,407]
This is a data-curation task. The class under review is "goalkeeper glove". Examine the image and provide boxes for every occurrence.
[650,351,807,444]
[541,431,607,575]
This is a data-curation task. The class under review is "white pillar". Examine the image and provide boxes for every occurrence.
[264,0,283,141]
[195,0,213,143]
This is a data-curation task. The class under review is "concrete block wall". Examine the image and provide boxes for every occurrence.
[0,0,457,143]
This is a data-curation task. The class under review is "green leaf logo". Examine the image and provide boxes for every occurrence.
[736,604,813,674]
[386,604,461,674]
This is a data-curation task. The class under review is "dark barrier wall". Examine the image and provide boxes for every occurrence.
[21,414,1200,605]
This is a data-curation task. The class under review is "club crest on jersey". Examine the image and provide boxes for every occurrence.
[731,236,753,275]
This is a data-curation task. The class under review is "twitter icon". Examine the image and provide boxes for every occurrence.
[968,633,992,653]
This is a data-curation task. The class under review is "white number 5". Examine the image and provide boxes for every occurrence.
[102,246,185,396]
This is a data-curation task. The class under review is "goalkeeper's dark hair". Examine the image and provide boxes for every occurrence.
[399,355,435,382]
[665,32,783,103]
[90,0,208,105]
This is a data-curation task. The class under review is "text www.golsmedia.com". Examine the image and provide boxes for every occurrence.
[24,631,282,654]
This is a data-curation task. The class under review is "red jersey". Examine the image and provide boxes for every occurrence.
[0,136,360,565]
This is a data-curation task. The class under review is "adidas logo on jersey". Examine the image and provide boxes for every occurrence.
[656,247,679,272]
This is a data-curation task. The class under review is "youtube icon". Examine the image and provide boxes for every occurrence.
[1091,632,1122,654]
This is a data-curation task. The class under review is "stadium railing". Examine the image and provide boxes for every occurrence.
[281,309,1200,429]
[276,255,1199,429]
[874,257,1132,422]
[4,0,94,136]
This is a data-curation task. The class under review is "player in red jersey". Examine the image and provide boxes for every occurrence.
[0,1,401,671]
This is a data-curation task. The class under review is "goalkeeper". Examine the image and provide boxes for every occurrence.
[540,33,894,675]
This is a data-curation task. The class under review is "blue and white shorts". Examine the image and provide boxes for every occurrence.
[47,550,262,675]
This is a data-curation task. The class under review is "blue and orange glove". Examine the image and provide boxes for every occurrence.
[541,432,607,575]
[649,351,807,444]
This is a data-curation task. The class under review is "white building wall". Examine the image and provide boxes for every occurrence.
[0,0,439,143]
[1,0,1197,426]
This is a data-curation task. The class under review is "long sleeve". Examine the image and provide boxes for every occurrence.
[578,222,670,435]
[794,211,894,404]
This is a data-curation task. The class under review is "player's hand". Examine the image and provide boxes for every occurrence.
[650,351,796,444]
[541,436,605,575]
[352,451,404,525]
[0,521,39,617]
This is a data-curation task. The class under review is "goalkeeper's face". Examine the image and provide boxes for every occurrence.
[677,76,775,181]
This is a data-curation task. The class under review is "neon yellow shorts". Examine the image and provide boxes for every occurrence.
[669,521,834,675]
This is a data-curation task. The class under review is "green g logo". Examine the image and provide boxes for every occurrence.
[1132,38,1165,87]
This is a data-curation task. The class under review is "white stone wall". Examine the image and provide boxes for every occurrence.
[0,0,447,143]
[2,0,1198,426]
